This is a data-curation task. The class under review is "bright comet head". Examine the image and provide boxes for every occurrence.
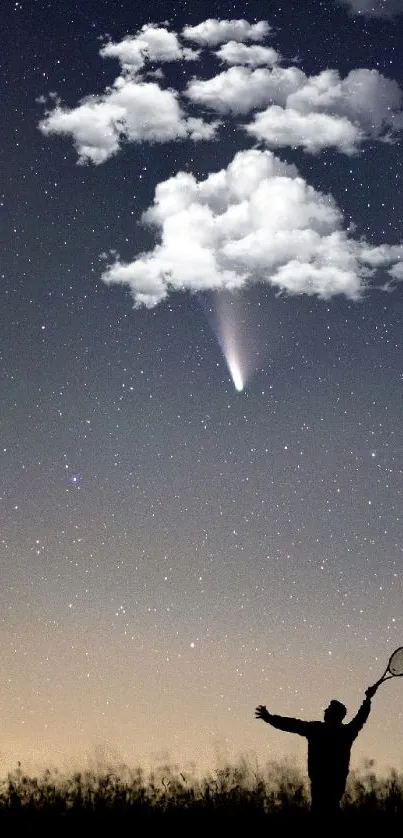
[227,355,244,392]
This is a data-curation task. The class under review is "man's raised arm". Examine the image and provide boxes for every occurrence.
[346,684,378,740]
[255,704,309,736]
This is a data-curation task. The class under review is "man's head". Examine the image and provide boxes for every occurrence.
[324,700,347,724]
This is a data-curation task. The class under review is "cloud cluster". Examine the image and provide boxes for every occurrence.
[39,24,219,164]
[339,0,403,17]
[39,19,403,163]
[101,149,403,307]
[187,66,403,153]
[39,17,403,307]
[38,20,274,165]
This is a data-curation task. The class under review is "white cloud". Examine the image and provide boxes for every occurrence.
[182,19,270,46]
[388,261,403,279]
[39,99,124,165]
[186,116,221,140]
[186,66,305,114]
[100,25,199,74]
[215,41,280,67]
[286,68,402,136]
[39,78,218,165]
[359,243,403,265]
[100,149,403,307]
[245,106,362,153]
[339,0,403,17]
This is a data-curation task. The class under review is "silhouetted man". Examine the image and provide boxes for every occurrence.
[255,683,378,816]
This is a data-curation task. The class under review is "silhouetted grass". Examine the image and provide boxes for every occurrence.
[1,756,403,834]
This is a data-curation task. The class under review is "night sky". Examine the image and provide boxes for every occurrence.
[1,0,403,776]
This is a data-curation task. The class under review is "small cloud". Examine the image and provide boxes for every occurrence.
[39,98,124,165]
[146,68,165,80]
[388,261,403,280]
[186,116,222,141]
[100,24,199,75]
[182,19,271,46]
[215,41,280,67]
[186,66,306,115]
[245,107,362,154]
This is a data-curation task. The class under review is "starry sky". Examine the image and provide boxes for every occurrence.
[1,0,403,776]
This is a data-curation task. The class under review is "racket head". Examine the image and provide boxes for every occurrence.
[387,646,403,677]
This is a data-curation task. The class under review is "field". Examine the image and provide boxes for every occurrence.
[0,757,403,834]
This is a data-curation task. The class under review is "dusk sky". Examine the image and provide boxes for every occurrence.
[1,0,403,776]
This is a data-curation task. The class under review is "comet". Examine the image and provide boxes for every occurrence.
[206,291,253,392]
[198,290,259,391]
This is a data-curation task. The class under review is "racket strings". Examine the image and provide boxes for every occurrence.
[388,647,403,676]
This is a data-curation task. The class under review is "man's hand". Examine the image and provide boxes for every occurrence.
[255,704,271,722]
[365,684,378,700]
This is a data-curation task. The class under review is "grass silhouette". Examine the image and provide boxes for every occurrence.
[0,756,403,833]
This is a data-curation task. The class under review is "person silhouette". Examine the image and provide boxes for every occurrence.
[255,682,378,816]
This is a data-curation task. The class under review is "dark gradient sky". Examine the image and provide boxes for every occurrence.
[1,0,403,775]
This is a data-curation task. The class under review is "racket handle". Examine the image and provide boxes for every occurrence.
[369,676,386,691]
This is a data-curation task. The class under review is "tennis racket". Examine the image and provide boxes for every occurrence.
[369,646,403,692]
